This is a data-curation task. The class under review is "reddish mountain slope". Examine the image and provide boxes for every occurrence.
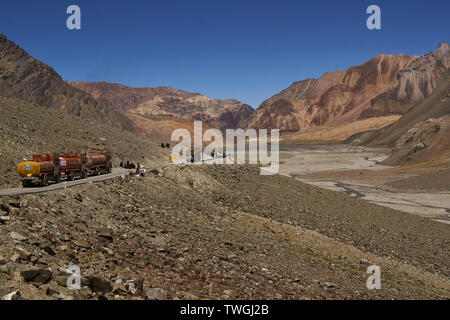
[246,43,449,144]
[245,54,417,132]
[382,115,450,166]
[69,81,254,130]
[361,42,450,118]
[358,69,450,148]
[352,69,450,167]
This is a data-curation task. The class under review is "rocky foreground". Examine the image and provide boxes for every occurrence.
[0,165,449,300]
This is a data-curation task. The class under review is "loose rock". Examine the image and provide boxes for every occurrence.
[21,269,52,284]
[145,288,167,300]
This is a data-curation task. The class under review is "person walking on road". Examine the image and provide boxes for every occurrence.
[136,163,141,175]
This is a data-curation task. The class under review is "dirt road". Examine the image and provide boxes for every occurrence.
[0,155,223,197]
[0,169,131,197]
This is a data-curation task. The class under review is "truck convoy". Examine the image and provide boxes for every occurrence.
[17,151,112,187]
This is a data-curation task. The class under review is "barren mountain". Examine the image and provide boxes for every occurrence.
[361,42,450,118]
[0,34,449,301]
[356,70,450,146]
[383,115,450,166]
[0,35,133,131]
[69,81,254,130]
[245,54,416,132]
[245,42,449,143]
[353,70,450,165]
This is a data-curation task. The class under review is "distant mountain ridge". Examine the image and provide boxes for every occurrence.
[245,42,449,142]
[1,33,448,147]
[244,54,416,132]
[363,69,450,147]
[0,33,253,141]
[69,81,254,130]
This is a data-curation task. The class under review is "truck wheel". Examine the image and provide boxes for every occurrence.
[40,176,49,187]
[22,180,31,188]
[67,172,74,181]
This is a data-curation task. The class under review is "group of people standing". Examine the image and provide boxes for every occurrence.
[119,160,147,176]
[119,160,136,169]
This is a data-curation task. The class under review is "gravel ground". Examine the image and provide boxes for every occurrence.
[0,165,448,300]
[387,168,450,192]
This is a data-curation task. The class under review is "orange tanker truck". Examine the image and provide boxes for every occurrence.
[17,154,61,187]
[86,152,113,175]
[17,151,112,187]
[60,151,112,180]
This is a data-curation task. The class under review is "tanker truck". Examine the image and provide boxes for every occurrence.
[58,151,112,181]
[17,151,112,187]
[17,154,61,187]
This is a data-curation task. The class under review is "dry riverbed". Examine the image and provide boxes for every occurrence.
[278,144,450,224]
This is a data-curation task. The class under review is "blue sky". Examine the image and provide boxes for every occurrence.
[1,0,448,108]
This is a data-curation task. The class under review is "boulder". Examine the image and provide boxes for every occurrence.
[1,291,24,300]
[0,202,10,214]
[87,276,113,294]
[10,231,28,242]
[0,216,10,224]
[97,228,113,241]
[145,288,167,300]
[21,269,52,284]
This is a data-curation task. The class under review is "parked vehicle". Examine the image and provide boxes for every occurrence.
[17,153,61,187]
[17,151,112,187]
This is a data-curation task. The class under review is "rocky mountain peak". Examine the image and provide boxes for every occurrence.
[435,41,449,67]
[246,53,416,133]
